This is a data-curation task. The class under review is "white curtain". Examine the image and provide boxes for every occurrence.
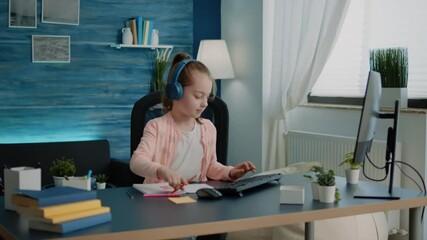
[264,0,351,170]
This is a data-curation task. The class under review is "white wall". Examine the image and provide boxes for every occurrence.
[221,0,263,168]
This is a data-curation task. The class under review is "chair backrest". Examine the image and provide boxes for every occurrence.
[130,91,229,182]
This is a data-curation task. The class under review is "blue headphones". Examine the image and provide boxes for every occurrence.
[165,58,196,100]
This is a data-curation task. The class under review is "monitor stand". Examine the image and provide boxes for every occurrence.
[354,100,401,200]
[354,186,400,200]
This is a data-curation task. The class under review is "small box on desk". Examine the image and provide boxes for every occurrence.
[4,167,41,211]
[280,185,304,205]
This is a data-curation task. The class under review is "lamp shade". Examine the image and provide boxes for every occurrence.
[196,40,235,79]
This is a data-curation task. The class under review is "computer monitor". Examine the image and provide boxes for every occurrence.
[353,70,400,199]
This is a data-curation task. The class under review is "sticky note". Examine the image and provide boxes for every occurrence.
[168,196,197,204]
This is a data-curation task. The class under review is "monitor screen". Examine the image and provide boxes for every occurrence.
[353,71,382,164]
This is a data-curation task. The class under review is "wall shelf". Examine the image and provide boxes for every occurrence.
[110,43,173,50]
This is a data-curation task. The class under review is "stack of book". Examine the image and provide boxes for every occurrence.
[128,17,154,45]
[11,186,111,234]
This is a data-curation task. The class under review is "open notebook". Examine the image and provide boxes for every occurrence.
[132,182,213,195]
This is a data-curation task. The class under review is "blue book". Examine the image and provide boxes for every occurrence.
[28,212,112,233]
[136,16,143,45]
[12,187,97,208]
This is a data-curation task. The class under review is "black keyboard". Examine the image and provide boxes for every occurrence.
[215,173,283,196]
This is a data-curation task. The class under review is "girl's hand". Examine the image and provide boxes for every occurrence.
[157,167,197,191]
[229,161,256,180]
[157,166,187,190]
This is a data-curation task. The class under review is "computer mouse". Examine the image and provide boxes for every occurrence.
[196,188,223,200]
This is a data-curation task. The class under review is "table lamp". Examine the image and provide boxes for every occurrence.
[196,40,235,79]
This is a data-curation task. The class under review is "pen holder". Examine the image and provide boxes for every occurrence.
[4,167,41,211]
[61,176,91,191]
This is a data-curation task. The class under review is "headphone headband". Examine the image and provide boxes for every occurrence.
[169,59,196,85]
[166,58,196,99]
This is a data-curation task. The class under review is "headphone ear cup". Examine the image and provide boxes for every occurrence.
[165,82,183,100]
[166,58,195,100]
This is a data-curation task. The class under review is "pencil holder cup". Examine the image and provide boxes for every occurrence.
[4,167,41,211]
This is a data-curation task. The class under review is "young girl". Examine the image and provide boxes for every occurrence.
[130,52,256,190]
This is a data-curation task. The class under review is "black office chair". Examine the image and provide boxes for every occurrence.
[130,91,229,182]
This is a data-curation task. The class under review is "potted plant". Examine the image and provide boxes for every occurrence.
[303,166,324,200]
[151,48,172,93]
[96,173,108,190]
[370,47,408,108]
[339,152,362,184]
[317,169,338,203]
[49,157,76,187]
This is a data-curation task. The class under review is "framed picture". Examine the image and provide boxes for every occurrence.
[32,35,71,63]
[9,0,37,28]
[42,0,80,25]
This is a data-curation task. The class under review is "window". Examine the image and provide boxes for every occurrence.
[310,0,427,102]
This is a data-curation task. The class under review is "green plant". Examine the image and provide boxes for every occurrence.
[370,47,408,88]
[96,173,108,183]
[339,152,362,170]
[49,157,76,177]
[303,166,324,182]
[151,48,172,92]
[317,169,336,187]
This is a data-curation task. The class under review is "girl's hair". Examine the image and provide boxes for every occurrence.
[162,52,216,115]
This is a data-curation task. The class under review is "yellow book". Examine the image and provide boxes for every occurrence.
[39,206,110,224]
[16,199,102,218]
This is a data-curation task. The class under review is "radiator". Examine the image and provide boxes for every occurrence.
[286,130,401,186]
[286,130,402,230]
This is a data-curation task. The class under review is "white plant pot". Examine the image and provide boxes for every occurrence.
[381,87,407,108]
[318,185,336,203]
[345,168,360,184]
[311,182,319,200]
[53,176,74,187]
[96,182,106,190]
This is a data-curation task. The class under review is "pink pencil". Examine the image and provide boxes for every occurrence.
[144,193,181,198]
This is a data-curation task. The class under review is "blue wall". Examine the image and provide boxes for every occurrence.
[0,0,220,160]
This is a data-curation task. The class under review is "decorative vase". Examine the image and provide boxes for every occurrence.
[311,182,319,200]
[151,29,159,46]
[96,182,106,190]
[345,168,360,184]
[122,27,133,45]
[318,185,336,203]
[380,88,407,108]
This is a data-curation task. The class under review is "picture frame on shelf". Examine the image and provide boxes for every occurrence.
[32,35,71,63]
[8,0,37,28]
[42,0,80,25]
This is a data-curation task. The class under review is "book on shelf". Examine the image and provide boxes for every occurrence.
[136,16,143,45]
[28,212,112,234]
[129,18,137,45]
[142,19,154,45]
[16,199,102,218]
[30,206,110,224]
[11,186,97,208]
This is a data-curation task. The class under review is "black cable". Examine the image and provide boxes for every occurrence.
[366,152,387,170]
[395,163,423,193]
[395,160,426,222]
[362,153,387,182]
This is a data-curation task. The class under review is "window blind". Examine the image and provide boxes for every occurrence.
[311,0,427,99]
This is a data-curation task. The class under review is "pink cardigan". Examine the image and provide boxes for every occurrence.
[130,112,233,183]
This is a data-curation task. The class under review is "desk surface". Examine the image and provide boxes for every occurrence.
[1,174,426,240]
